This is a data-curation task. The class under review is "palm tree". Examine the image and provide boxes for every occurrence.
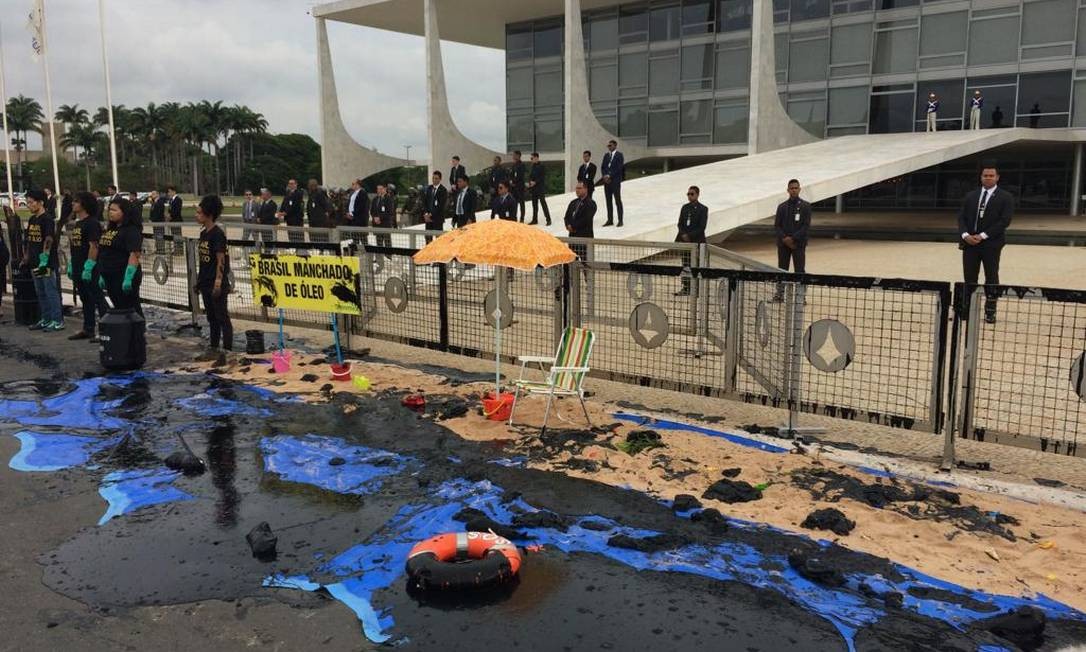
[55,103,89,159]
[130,103,166,187]
[6,95,44,189]
[60,123,101,190]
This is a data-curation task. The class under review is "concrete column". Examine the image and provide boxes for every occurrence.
[747,0,818,154]
[424,0,501,180]
[1071,143,1083,216]
[835,194,844,214]
[315,18,404,188]
[563,0,648,191]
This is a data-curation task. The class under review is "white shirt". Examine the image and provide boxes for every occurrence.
[962,185,997,241]
[348,189,361,217]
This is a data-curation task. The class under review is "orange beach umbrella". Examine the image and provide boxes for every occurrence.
[413,221,577,394]
[412,219,576,270]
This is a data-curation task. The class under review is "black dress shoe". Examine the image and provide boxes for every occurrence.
[985,314,997,324]
[617,222,623,227]
[67,331,91,341]
[674,289,690,296]
[602,221,614,226]
[528,220,538,225]
[546,220,552,226]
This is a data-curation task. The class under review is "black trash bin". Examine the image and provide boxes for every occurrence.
[99,308,147,370]
[13,268,40,326]
[245,330,266,354]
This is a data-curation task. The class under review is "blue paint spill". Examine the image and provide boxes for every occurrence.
[177,391,273,418]
[489,456,528,468]
[0,376,136,430]
[97,468,194,525]
[8,431,119,472]
[612,412,790,454]
[267,477,1086,648]
[260,435,411,495]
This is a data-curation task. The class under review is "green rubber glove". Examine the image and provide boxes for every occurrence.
[98,275,106,291]
[66,260,73,279]
[81,259,96,283]
[37,252,49,270]
[122,264,138,294]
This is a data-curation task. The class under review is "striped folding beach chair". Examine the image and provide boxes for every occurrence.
[508,327,595,433]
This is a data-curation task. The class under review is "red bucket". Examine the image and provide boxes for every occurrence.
[402,394,426,411]
[482,392,515,421]
[330,363,352,381]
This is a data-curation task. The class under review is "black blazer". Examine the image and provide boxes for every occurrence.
[348,190,369,226]
[149,197,167,222]
[258,199,278,225]
[577,162,597,190]
[529,163,546,196]
[774,198,812,244]
[491,193,516,220]
[424,184,448,224]
[282,189,305,225]
[452,187,477,224]
[450,164,466,184]
[489,166,508,193]
[370,194,396,227]
[168,195,183,221]
[676,201,708,243]
[307,188,331,228]
[564,197,596,238]
[958,187,1013,249]
[510,162,527,191]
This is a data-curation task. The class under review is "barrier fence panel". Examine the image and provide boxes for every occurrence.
[953,283,1086,457]
[726,271,951,433]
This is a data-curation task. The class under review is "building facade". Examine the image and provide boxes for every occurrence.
[510,0,1086,152]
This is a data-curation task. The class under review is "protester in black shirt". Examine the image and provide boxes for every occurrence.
[195,194,233,352]
[98,197,143,314]
[67,192,109,340]
[22,189,63,331]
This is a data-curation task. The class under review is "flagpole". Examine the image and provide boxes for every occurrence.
[38,1,60,195]
[0,20,15,208]
[97,0,118,191]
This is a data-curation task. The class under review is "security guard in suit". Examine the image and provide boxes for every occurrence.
[675,186,708,295]
[577,151,597,197]
[958,165,1014,323]
[491,181,516,220]
[774,179,811,274]
[510,150,527,222]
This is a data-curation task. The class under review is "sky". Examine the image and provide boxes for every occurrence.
[1,0,506,157]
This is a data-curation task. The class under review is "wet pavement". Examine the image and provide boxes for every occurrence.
[2,316,1086,651]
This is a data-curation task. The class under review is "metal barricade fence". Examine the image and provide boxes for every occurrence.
[949,283,1086,458]
[31,221,1085,460]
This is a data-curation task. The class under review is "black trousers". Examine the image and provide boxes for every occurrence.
[168,220,183,253]
[151,219,166,253]
[513,187,526,221]
[962,243,1003,316]
[680,250,692,292]
[103,269,143,315]
[531,192,551,223]
[777,242,806,273]
[75,272,109,334]
[200,287,233,350]
[424,220,444,244]
[604,182,623,224]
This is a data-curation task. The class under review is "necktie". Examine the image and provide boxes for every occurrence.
[457,190,464,215]
[976,190,989,231]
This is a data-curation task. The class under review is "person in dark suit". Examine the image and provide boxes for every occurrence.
[600,139,625,227]
[528,152,550,226]
[149,190,167,253]
[127,191,145,226]
[675,185,708,295]
[240,189,259,242]
[451,175,477,228]
[167,184,184,254]
[577,151,597,198]
[422,170,448,242]
[491,181,516,220]
[370,182,396,251]
[44,187,58,216]
[257,187,278,244]
[775,179,811,274]
[510,150,527,222]
[449,156,466,187]
[958,165,1014,323]
[488,155,508,203]
[276,179,305,245]
[59,189,73,229]
[564,181,596,262]
[306,178,332,243]
[347,178,369,228]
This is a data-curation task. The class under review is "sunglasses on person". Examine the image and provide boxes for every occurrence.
[687,192,697,197]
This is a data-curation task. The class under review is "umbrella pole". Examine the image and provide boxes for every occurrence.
[278,309,285,352]
[494,265,502,395]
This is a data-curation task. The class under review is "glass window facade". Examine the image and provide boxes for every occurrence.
[506,0,1082,150]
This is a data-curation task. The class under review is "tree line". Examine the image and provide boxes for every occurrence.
[3,95,321,195]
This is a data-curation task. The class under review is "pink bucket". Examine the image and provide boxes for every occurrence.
[271,350,291,373]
